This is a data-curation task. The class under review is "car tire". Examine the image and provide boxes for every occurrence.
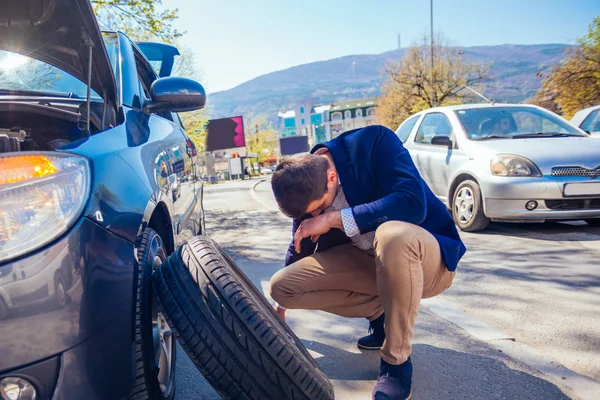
[586,219,600,227]
[452,180,490,232]
[131,229,176,400]
[153,236,334,400]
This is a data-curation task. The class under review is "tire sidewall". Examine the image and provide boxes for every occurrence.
[453,180,489,231]
[135,229,176,400]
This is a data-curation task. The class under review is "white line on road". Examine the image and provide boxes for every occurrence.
[422,297,600,400]
[250,179,288,220]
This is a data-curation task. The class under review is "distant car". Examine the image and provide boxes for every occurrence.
[570,105,600,138]
[395,103,600,231]
[260,167,273,175]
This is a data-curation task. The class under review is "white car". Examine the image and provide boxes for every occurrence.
[396,103,600,231]
[570,105,600,138]
[260,168,273,175]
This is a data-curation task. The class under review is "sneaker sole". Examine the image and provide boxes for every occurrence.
[357,343,383,350]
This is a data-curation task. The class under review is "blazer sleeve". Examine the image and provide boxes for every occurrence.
[285,216,317,266]
[351,127,427,233]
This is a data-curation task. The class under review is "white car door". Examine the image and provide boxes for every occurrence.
[409,112,454,197]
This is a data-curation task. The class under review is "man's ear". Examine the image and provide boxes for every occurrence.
[327,171,337,187]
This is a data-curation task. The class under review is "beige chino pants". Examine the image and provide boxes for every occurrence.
[270,221,456,365]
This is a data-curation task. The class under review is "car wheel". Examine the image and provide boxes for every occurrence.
[452,180,490,232]
[586,219,600,227]
[54,273,68,309]
[153,236,334,400]
[131,229,176,400]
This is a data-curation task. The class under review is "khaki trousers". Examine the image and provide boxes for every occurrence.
[270,221,455,365]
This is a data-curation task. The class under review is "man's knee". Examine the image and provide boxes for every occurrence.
[269,260,311,308]
[269,268,291,306]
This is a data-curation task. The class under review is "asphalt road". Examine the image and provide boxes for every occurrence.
[174,178,600,399]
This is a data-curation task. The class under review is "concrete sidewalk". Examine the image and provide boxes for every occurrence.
[174,179,585,399]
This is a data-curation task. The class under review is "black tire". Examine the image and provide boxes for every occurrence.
[131,229,176,400]
[153,236,334,400]
[452,180,490,232]
[586,219,600,227]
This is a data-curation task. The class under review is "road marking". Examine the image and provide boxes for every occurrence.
[250,179,288,221]
[422,297,600,400]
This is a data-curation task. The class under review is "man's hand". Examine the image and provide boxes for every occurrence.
[294,211,343,253]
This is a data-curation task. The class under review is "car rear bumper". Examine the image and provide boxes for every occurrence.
[479,175,600,221]
[0,217,136,399]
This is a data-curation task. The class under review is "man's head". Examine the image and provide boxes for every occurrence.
[271,153,338,219]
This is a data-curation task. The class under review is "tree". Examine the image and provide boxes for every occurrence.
[92,0,182,43]
[377,34,489,129]
[244,115,279,164]
[531,17,600,119]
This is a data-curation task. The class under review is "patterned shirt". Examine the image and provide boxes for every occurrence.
[325,183,375,251]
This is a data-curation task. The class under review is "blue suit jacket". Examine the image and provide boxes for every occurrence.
[285,125,466,271]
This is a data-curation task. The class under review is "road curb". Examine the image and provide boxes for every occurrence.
[250,178,289,221]
[422,297,600,400]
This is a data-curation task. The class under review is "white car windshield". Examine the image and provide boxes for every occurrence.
[455,107,584,140]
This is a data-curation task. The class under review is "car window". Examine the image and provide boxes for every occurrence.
[133,46,173,121]
[415,113,452,144]
[396,115,419,143]
[580,109,599,132]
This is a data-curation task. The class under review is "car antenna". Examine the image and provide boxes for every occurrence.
[461,85,493,104]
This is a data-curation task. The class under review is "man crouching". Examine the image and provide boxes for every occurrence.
[269,125,466,399]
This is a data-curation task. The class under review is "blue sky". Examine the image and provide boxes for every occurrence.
[171,0,599,93]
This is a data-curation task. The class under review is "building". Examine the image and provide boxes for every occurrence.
[277,97,378,148]
[277,104,331,149]
[327,97,377,138]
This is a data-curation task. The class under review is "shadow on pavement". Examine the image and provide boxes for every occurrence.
[306,341,571,399]
[477,221,600,241]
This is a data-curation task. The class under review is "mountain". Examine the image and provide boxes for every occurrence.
[207,44,571,125]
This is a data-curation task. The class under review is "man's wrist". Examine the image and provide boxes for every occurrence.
[327,210,343,230]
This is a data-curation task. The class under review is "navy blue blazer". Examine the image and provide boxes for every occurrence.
[284,125,466,271]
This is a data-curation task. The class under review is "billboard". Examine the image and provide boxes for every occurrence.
[280,135,309,156]
[206,116,245,151]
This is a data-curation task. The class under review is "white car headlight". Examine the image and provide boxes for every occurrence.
[0,153,90,264]
[491,154,541,177]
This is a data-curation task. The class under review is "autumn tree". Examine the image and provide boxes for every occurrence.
[377,34,489,129]
[244,115,279,164]
[92,0,182,43]
[531,17,600,118]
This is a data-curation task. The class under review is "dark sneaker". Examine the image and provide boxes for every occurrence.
[357,313,385,350]
[372,357,413,400]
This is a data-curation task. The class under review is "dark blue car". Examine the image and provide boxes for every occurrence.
[0,0,206,398]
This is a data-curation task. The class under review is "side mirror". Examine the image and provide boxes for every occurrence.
[144,77,206,114]
[431,135,453,147]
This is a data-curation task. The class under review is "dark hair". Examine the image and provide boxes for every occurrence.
[271,154,329,218]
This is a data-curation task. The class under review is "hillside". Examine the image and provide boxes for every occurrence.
[208,44,571,124]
